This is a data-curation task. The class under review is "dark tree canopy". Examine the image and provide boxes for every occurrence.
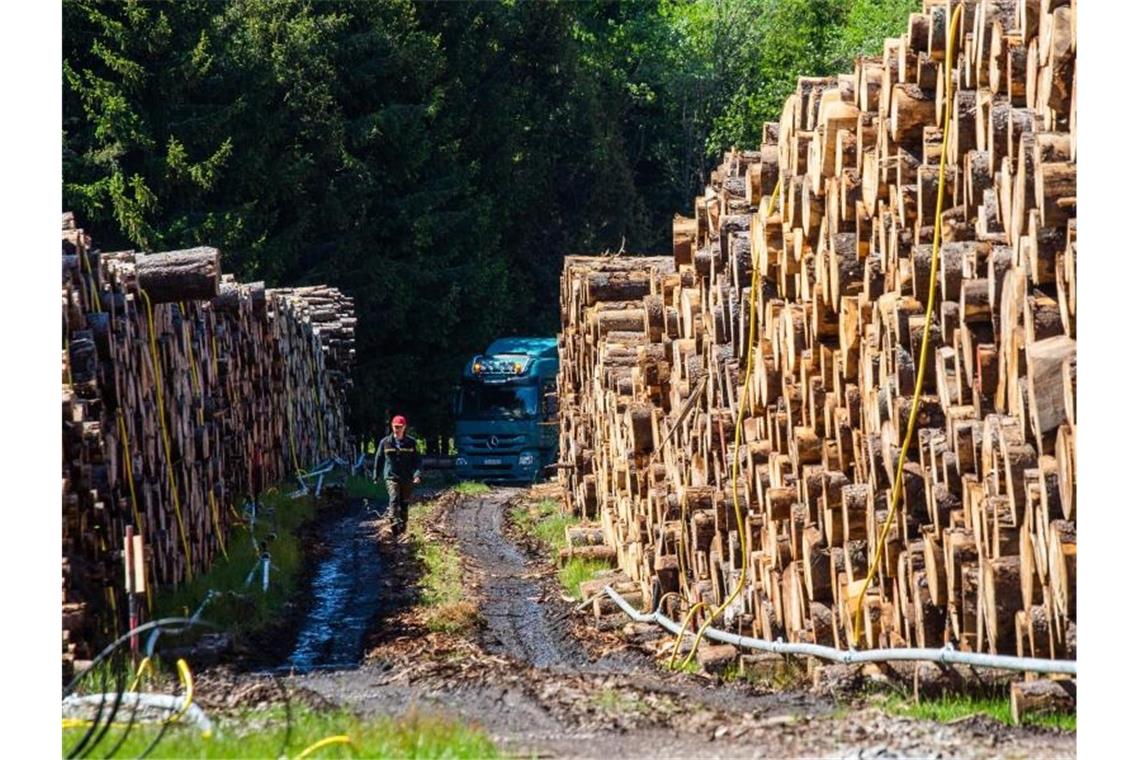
[63,0,916,449]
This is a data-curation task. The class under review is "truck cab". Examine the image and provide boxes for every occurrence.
[454,337,558,483]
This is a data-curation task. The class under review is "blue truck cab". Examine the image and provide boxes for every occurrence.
[454,337,559,483]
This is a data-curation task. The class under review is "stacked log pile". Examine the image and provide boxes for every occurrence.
[61,214,355,674]
[559,0,1076,687]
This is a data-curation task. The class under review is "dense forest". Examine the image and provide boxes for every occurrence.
[63,0,916,447]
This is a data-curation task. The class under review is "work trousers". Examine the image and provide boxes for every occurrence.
[386,478,414,534]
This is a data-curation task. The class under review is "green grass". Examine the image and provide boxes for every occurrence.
[666,658,701,674]
[63,708,500,759]
[453,481,491,496]
[557,558,612,601]
[512,498,576,561]
[407,501,478,634]
[346,471,460,503]
[720,662,750,684]
[510,497,609,599]
[152,487,319,635]
[67,655,146,696]
[879,693,1076,731]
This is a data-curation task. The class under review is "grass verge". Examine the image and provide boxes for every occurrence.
[878,693,1076,731]
[407,498,478,634]
[511,497,610,599]
[152,487,319,635]
[62,708,500,759]
[453,481,491,496]
[666,659,701,675]
[558,558,612,601]
[512,498,576,560]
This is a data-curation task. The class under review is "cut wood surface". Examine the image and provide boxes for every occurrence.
[558,0,1077,705]
[61,215,355,678]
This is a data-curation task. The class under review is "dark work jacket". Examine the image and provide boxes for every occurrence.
[375,434,422,482]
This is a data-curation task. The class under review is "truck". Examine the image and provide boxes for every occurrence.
[453,337,559,483]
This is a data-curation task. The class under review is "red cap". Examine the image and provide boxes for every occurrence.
[392,415,407,426]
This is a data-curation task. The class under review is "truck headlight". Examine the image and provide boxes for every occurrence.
[518,452,536,467]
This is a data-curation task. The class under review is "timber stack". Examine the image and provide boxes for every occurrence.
[61,214,355,676]
[559,0,1076,702]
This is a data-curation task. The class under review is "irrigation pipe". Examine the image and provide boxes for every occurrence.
[290,458,343,497]
[604,586,1076,676]
[63,694,213,735]
[145,591,219,657]
[295,734,357,759]
[65,617,216,696]
[178,302,228,558]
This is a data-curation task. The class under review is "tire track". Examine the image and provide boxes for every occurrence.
[450,488,592,669]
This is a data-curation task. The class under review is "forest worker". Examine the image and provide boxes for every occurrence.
[373,415,422,535]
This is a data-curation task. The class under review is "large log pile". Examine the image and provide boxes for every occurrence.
[559,0,1076,672]
[61,214,355,674]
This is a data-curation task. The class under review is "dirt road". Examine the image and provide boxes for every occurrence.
[271,486,1075,758]
[451,487,592,669]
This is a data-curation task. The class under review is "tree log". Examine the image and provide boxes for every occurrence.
[136,247,221,303]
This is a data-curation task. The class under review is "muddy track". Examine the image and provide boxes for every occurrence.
[450,488,594,670]
[209,485,1076,759]
[284,501,387,671]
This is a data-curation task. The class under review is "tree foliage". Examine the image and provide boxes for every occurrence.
[64,0,915,448]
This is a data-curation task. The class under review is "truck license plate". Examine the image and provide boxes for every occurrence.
[484,458,502,465]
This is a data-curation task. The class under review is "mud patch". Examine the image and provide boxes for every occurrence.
[283,504,386,671]
[444,488,594,669]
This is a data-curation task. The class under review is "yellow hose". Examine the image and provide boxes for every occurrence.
[853,3,964,645]
[64,333,73,386]
[142,289,193,583]
[127,655,155,693]
[178,303,228,559]
[668,601,708,669]
[167,658,197,727]
[295,734,357,759]
[306,348,326,457]
[677,180,782,668]
[79,242,102,314]
[287,400,304,478]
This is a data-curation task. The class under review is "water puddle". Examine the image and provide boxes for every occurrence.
[283,506,384,672]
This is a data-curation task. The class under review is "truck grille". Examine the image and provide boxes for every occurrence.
[459,434,526,452]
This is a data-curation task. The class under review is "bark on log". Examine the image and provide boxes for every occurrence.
[136,247,221,303]
[1010,678,1075,725]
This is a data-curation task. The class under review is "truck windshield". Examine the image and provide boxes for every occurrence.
[459,382,539,420]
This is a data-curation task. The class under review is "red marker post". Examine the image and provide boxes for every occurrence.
[123,527,147,658]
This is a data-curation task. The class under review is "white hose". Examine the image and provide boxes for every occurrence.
[62,693,213,734]
[604,586,1076,676]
